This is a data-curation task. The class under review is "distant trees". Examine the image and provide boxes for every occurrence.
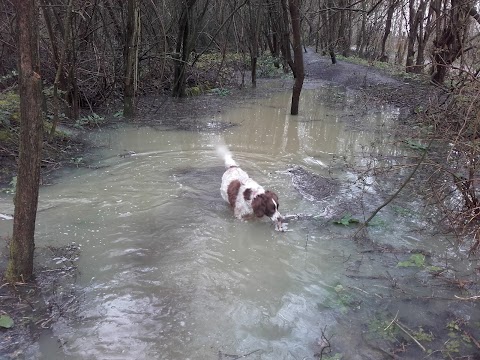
[310,0,479,84]
[0,0,479,118]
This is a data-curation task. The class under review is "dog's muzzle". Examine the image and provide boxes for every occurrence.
[271,211,284,231]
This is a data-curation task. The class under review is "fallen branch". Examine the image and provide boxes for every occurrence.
[454,295,480,301]
[283,213,320,222]
[347,285,369,295]
[218,349,261,359]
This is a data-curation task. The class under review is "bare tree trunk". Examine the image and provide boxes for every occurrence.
[431,0,470,84]
[326,0,339,64]
[49,0,73,138]
[405,0,417,72]
[6,0,43,283]
[280,0,295,73]
[265,0,283,67]
[248,0,260,88]
[357,0,366,57]
[406,0,426,73]
[124,0,140,117]
[337,0,351,57]
[289,0,304,115]
[380,0,397,62]
[414,0,429,73]
[172,0,198,97]
[344,8,353,57]
[395,32,406,65]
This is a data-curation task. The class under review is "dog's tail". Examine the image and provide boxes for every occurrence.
[216,144,238,168]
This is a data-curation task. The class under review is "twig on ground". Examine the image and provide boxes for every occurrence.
[393,319,426,352]
[384,310,399,331]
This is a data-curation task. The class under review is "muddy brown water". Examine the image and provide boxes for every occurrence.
[0,84,478,359]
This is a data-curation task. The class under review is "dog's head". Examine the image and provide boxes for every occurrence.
[251,191,283,224]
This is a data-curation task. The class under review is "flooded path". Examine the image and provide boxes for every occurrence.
[1,83,478,359]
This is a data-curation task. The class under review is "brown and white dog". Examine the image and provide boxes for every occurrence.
[217,145,283,230]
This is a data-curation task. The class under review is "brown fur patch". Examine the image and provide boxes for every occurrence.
[227,180,241,207]
[251,194,266,217]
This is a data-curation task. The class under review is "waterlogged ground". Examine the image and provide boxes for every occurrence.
[1,53,479,359]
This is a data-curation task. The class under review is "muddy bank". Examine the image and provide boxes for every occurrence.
[0,243,80,359]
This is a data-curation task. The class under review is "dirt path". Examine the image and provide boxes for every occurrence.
[304,48,400,87]
[302,48,434,111]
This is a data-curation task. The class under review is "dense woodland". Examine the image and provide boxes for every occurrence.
[0,0,479,111]
[1,0,480,280]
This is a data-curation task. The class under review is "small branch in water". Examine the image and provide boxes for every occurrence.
[354,139,432,239]
[218,349,262,359]
[454,294,480,301]
[283,213,320,222]
[347,285,369,295]
[458,326,480,350]
[314,325,332,359]
[305,234,309,251]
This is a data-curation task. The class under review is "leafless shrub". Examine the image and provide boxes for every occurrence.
[422,78,480,252]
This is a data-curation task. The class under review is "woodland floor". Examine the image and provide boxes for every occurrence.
[0,49,437,359]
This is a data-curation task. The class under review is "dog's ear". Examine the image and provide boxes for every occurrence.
[251,195,266,218]
[265,191,279,208]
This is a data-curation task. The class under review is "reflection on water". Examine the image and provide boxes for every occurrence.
[0,86,475,359]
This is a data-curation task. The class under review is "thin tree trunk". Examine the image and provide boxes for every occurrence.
[172,0,198,97]
[6,0,43,283]
[405,0,417,72]
[380,0,397,62]
[280,0,295,74]
[124,0,140,117]
[357,0,366,57]
[431,0,469,84]
[50,0,73,139]
[289,0,304,115]
[248,0,259,88]
[251,56,257,87]
[406,0,426,73]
